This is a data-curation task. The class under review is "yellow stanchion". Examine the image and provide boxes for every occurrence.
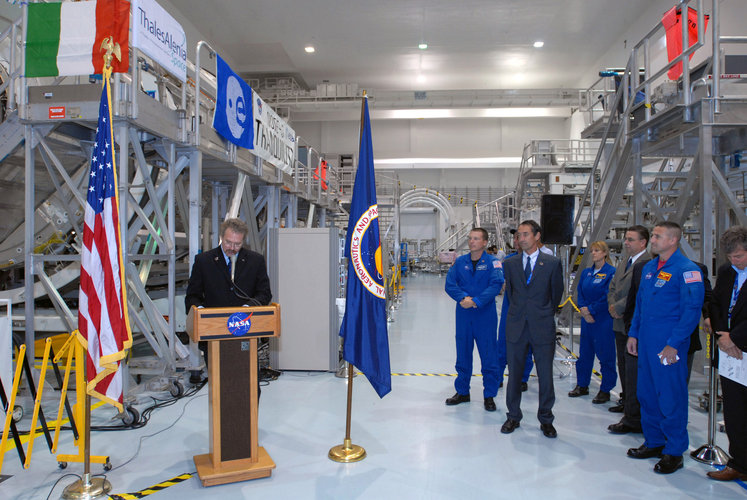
[0,345,26,474]
[55,337,110,470]
[51,333,77,453]
[558,296,581,313]
[24,338,53,468]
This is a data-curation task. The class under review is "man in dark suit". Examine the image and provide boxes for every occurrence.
[185,218,272,370]
[500,220,564,438]
[606,226,651,421]
[707,226,747,482]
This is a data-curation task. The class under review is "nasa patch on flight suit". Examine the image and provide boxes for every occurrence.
[476,263,487,271]
[593,273,606,284]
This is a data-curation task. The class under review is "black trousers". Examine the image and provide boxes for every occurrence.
[614,330,627,400]
[621,349,641,428]
[721,375,747,473]
[506,322,555,424]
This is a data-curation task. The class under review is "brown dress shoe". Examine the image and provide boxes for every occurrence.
[707,466,747,481]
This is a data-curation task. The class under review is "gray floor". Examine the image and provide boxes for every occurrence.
[2,273,745,499]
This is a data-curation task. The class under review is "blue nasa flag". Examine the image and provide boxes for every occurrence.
[212,54,254,149]
[339,97,391,398]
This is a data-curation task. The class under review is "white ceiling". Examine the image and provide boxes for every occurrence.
[172,0,653,92]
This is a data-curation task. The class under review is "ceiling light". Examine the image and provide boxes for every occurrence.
[376,157,522,164]
[381,107,570,119]
[416,74,426,83]
[374,157,523,169]
[304,46,315,53]
[533,41,544,48]
[418,43,428,50]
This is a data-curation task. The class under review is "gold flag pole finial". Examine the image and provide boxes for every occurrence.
[100,36,121,71]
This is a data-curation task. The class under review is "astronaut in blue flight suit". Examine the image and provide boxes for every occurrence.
[569,241,617,403]
[444,227,505,412]
[626,222,705,474]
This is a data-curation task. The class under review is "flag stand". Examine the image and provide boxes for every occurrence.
[60,341,112,500]
[328,362,366,463]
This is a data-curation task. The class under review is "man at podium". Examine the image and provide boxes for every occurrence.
[186,218,272,373]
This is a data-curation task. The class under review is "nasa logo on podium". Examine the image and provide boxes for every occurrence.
[227,312,252,337]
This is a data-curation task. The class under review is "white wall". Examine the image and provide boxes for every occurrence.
[401,212,438,240]
[293,116,570,190]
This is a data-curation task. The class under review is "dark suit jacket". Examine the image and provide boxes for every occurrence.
[625,259,711,353]
[607,251,651,332]
[710,263,747,352]
[185,246,272,310]
[503,251,564,344]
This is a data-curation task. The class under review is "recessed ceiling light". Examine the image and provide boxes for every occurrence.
[417,74,426,83]
[418,43,428,50]
[305,46,315,53]
[533,41,544,48]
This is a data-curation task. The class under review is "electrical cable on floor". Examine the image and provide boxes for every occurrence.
[12,379,208,435]
[44,473,81,500]
[110,390,207,472]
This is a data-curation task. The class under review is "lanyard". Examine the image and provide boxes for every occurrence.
[729,276,741,328]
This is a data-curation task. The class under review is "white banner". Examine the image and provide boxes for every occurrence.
[131,0,187,82]
[252,90,295,174]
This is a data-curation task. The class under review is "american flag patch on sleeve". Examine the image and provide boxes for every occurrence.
[493,260,502,268]
[683,270,702,283]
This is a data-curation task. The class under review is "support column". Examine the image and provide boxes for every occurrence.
[167,142,176,359]
[24,126,35,359]
[700,123,714,276]
[188,150,203,365]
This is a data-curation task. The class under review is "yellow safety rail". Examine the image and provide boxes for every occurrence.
[24,338,52,468]
[55,337,110,469]
[51,333,77,453]
[0,345,26,474]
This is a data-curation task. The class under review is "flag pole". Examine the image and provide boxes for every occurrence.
[328,93,370,464]
[61,343,112,499]
[61,38,122,500]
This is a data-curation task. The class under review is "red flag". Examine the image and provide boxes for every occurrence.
[662,6,709,80]
[93,0,131,75]
[77,66,132,411]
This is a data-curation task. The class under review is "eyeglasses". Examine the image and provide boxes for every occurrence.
[222,240,244,249]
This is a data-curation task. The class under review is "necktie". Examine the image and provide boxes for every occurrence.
[227,259,232,275]
[625,258,632,271]
[524,257,532,281]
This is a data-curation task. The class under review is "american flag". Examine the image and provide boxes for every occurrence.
[77,72,132,411]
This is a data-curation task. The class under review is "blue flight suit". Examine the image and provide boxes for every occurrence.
[497,252,533,384]
[576,262,617,391]
[628,249,704,456]
[445,251,505,398]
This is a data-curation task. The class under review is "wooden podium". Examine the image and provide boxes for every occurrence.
[187,304,281,487]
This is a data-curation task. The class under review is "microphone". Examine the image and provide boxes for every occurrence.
[230,254,237,283]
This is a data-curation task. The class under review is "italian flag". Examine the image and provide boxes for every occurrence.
[25,0,130,78]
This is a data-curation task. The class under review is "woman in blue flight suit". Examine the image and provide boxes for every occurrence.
[569,241,617,403]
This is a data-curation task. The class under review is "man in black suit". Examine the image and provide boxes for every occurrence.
[707,226,747,482]
[185,218,272,370]
[607,225,651,421]
[500,220,564,438]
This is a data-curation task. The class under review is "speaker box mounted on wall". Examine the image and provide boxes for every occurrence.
[540,194,574,245]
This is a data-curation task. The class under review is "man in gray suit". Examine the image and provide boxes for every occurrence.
[500,220,564,438]
[606,225,650,433]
